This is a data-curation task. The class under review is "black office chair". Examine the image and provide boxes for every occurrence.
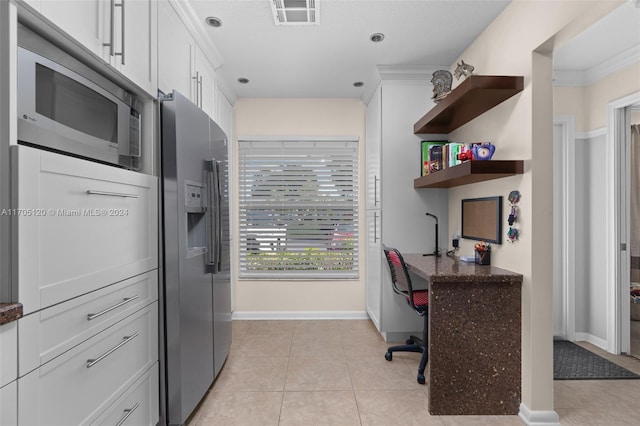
[382,246,429,384]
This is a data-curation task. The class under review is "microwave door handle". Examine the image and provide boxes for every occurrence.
[206,160,217,269]
[103,0,115,56]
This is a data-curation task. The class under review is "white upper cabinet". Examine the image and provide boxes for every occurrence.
[215,86,234,141]
[158,0,196,100]
[158,0,191,98]
[38,0,108,55]
[31,0,157,96]
[158,0,217,117]
[106,0,158,95]
[195,44,216,119]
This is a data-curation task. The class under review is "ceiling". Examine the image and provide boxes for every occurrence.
[186,0,512,99]
[186,0,639,99]
[553,0,640,73]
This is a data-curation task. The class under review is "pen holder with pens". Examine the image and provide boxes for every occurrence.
[474,246,491,265]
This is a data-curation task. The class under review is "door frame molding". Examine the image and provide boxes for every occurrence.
[553,115,576,341]
[606,91,640,354]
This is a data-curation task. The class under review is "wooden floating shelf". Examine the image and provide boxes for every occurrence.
[414,160,524,189]
[413,76,524,134]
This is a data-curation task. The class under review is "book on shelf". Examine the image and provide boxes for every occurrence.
[421,141,491,176]
[420,141,447,176]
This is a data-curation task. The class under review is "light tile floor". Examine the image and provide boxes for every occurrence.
[186,320,640,426]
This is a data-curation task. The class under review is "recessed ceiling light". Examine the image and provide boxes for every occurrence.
[353,82,364,87]
[238,78,249,84]
[370,33,384,43]
[205,16,222,27]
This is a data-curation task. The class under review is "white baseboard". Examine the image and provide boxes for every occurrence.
[574,332,607,350]
[518,403,560,426]
[231,311,370,321]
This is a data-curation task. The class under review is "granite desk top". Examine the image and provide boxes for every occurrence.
[402,254,523,284]
[0,303,23,326]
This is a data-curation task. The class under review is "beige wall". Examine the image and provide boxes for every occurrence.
[587,63,640,130]
[232,98,366,314]
[554,62,640,132]
[554,86,585,130]
[445,0,622,415]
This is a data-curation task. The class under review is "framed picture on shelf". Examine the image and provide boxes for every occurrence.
[420,141,447,176]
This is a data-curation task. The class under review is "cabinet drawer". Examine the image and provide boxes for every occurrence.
[13,146,158,314]
[0,381,17,426]
[0,322,17,388]
[19,271,158,376]
[91,363,159,426]
[18,303,158,426]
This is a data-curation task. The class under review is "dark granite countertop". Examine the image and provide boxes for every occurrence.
[402,254,523,283]
[0,303,23,326]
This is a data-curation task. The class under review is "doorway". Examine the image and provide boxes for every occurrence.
[625,102,640,359]
[552,0,640,355]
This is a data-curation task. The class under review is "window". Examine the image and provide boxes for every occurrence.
[238,138,359,279]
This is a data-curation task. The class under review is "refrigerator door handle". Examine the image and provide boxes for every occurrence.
[205,159,218,271]
[214,160,223,272]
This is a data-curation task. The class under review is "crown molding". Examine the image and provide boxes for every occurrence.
[554,44,640,87]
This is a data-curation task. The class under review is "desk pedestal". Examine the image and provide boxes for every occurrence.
[429,279,521,415]
[401,255,522,415]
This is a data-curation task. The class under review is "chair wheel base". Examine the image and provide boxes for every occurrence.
[417,374,425,384]
[384,352,392,361]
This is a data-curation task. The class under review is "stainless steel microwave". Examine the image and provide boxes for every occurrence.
[17,26,140,169]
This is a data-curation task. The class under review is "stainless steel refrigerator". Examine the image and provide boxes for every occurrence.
[159,90,231,426]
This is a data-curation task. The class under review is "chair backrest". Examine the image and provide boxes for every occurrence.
[383,246,418,308]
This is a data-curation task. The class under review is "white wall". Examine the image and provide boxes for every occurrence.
[232,98,366,316]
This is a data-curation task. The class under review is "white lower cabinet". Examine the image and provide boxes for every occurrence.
[90,364,159,426]
[0,322,18,426]
[18,302,158,426]
[0,381,17,426]
[13,145,158,315]
[0,322,17,388]
[18,271,158,377]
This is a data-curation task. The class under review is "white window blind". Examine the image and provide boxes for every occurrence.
[238,139,359,279]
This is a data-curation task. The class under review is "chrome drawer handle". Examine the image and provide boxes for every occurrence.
[86,333,139,368]
[115,402,140,426]
[87,296,139,321]
[86,190,139,198]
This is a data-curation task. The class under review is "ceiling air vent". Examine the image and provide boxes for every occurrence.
[271,0,319,25]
